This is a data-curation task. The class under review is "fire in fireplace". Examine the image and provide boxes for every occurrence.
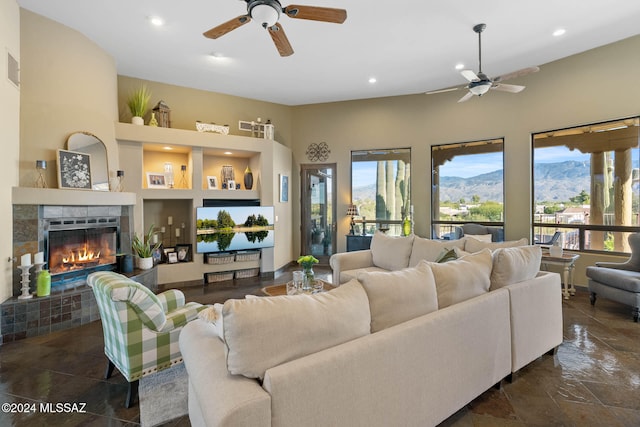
[46,218,119,280]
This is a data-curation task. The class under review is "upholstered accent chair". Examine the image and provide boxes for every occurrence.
[586,233,640,322]
[455,223,505,242]
[88,271,208,407]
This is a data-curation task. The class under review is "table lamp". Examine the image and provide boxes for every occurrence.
[346,204,359,235]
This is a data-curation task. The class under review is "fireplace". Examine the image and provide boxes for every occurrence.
[45,217,119,288]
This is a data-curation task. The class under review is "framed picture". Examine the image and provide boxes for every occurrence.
[167,251,178,264]
[146,172,167,188]
[57,149,92,190]
[151,243,165,265]
[207,176,218,189]
[175,244,192,262]
[227,179,236,190]
[280,174,289,202]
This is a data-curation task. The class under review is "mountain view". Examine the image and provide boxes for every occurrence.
[353,161,595,204]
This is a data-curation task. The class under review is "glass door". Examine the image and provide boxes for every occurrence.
[301,164,336,265]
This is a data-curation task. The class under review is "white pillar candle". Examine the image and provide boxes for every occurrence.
[152,234,158,244]
[175,228,181,237]
[21,253,31,266]
[167,216,173,225]
[160,227,166,233]
[34,252,44,264]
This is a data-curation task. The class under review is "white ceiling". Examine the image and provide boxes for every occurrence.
[16,0,640,106]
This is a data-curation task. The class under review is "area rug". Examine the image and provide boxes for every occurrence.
[139,363,189,427]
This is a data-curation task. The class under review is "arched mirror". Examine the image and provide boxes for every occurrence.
[67,132,109,191]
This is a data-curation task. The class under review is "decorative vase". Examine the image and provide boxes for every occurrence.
[131,116,144,125]
[302,267,315,292]
[36,270,51,297]
[549,243,563,258]
[149,112,158,127]
[244,166,254,190]
[402,217,411,236]
[137,256,154,270]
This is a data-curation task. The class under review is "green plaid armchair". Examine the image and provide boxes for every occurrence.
[88,271,208,407]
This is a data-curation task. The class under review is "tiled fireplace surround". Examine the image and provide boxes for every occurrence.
[2,202,133,343]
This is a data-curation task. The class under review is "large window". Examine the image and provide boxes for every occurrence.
[431,138,504,239]
[351,148,411,236]
[533,117,640,253]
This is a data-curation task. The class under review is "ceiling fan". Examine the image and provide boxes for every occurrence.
[203,0,347,57]
[427,23,539,103]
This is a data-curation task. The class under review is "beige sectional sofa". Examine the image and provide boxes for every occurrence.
[179,233,562,427]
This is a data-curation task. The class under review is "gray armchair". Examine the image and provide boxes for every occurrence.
[585,233,640,322]
[457,223,504,242]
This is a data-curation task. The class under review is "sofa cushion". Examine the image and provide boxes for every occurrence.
[426,249,493,308]
[370,231,414,271]
[465,237,528,253]
[490,245,542,290]
[357,263,438,332]
[466,234,493,242]
[222,280,371,379]
[340,266,389,283]
[409,235,466,267]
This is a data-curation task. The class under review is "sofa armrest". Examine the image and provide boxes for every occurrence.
[505,271,563,373]
[180,319,270,427]
[157,289,186,312]
[329,250,373,285]
[594,261,638,271]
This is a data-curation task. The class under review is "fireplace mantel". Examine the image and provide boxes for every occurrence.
[12,187,137,206]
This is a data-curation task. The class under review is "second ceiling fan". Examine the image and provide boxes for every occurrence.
[203,0,347,57]
[428,23,539,102]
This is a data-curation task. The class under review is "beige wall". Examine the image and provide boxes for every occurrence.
[291,35,640,283]
[19,9,119,188]
[117,76,294,148]
[1,0,20,304]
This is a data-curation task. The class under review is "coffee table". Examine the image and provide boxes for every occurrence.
[261,280,335,296]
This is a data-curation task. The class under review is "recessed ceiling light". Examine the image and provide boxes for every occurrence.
[224,151,233,155]
[368,77,377,84]
[455,63,464,70]
[163,146,173,150]
[553,28,566,37]
[149,16,165,26]
[210,52,224,59]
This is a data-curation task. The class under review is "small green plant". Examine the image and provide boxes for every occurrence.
[132,224,160,258]
[127,85,151,118]
[297,255,319,270]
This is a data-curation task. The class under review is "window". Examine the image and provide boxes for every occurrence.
[351,148,411,236]
[431,138,504,239]
[532,117,640,253]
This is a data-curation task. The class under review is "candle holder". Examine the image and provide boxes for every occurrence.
[34,262,45,275]
[18,265,34,299]
[115,170,125,192]
[179,165,188,189]
[35,160,47,188]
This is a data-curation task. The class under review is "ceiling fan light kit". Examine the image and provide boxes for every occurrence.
[427,23,539,103]
[203,0,347,56]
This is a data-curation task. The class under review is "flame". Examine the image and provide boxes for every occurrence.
[62,246,101,263]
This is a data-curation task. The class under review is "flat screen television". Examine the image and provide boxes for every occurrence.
[196,206,275,253]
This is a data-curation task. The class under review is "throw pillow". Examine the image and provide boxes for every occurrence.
[370,231,414,271]
[408,235,466,267]
[222,280,371,379]
[490,245,542,290]
[466,234,493,242]
[357,263,438,332]
[426,249,493,308]
[465,237,528,253]
[435,248,458,263]
[197,303,224,341]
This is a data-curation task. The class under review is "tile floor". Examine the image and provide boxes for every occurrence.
[0,266,638,426]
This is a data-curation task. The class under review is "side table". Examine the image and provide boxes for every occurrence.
[541,251,580,300]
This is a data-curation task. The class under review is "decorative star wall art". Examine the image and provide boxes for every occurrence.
[306,142,331,162]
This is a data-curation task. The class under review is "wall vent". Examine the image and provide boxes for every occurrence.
[7,51,19,88]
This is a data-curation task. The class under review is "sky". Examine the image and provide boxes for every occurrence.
[352,146,597,185]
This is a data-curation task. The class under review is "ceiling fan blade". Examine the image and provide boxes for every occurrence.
[426,87,460,95]
[460,69,478,82]
[283,5,347,23]
[268,23,294,57]
[203,15,251,39]
[493,66,540,82]
[491,83,525,93]
[457,92,474,103]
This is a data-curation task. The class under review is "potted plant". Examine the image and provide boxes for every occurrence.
[132,224,160,270]
[127,85,151,125]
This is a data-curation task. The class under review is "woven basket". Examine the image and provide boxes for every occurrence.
[234,251,261,262]
[205,253,235,265]
[234,268,260,279]
[205,271,234,283]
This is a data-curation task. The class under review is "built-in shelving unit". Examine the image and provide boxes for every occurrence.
[115,123,291,286]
